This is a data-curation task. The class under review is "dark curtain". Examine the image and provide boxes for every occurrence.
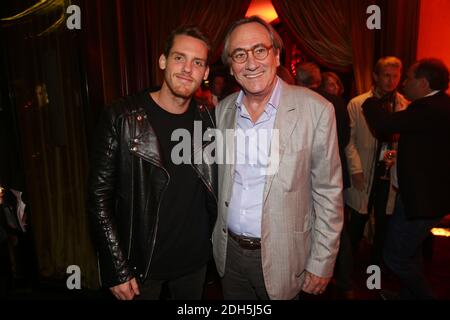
[82,0,250,115]
[81,0,146,118]
[272,0,353,72]
[149,0,251,85]
[273,0,421,95]
[347,0,377,95]
[1,0,98,288]
[377,0,420,71]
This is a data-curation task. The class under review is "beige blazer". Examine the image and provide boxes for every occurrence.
[212,80,343,300]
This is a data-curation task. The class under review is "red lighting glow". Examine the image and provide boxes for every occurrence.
[245,0,278,23]
[417,0,450,94]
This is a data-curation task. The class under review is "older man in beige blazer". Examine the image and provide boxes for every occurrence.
[212,16,343,300]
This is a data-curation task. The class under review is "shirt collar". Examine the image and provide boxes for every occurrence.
[424,90,440,97]
[371,87,386,98]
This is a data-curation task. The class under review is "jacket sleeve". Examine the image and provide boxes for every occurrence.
[362,97,430,134]
[306,102,344,278]
[345,100,364,175]
[87,106,132,288]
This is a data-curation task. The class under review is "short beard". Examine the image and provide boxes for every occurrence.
[165,74,197,99]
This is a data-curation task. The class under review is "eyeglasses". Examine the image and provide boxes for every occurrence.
[229,44,273,64]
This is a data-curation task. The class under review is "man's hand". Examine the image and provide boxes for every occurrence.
[351,172,365,191]
[301,271,331,295]
[110,278,140,300]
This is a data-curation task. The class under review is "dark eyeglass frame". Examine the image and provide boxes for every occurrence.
[229,44,273,64]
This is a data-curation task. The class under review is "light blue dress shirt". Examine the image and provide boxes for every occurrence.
[228,78,281,238]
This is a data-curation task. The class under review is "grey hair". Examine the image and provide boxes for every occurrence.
[221,16,284,66]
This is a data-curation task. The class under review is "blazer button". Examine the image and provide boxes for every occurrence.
[133,138,139,143]
[225,201,229,207]
[131,146,137,151]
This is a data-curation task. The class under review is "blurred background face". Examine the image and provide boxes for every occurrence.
[160,34,209,99]
[373,65,401,95]
[403,65,423,101]
[228,22,280,98]
[212,76,225,96]
[323,77,340,96]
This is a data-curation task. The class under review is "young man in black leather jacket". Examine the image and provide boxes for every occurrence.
[87,25,217,300]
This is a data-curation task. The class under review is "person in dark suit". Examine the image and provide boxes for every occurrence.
[362,58,450,299]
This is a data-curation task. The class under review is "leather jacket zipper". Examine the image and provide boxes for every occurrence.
[143,161,170,281]
[191,163,217,203]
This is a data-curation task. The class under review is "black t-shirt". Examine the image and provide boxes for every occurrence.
[144,92,211,279]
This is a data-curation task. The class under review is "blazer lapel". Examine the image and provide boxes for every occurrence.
[222,101,238,202]
[263,83,299,204]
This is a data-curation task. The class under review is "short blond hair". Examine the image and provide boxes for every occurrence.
[374,56,402,75]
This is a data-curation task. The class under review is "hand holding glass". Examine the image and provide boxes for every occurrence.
[380,150,396,180]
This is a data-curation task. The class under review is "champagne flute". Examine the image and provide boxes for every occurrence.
[380,150,396,180]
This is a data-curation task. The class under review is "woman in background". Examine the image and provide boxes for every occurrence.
[321,71,344,97]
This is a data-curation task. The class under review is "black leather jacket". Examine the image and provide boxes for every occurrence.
[87,90,217,288]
